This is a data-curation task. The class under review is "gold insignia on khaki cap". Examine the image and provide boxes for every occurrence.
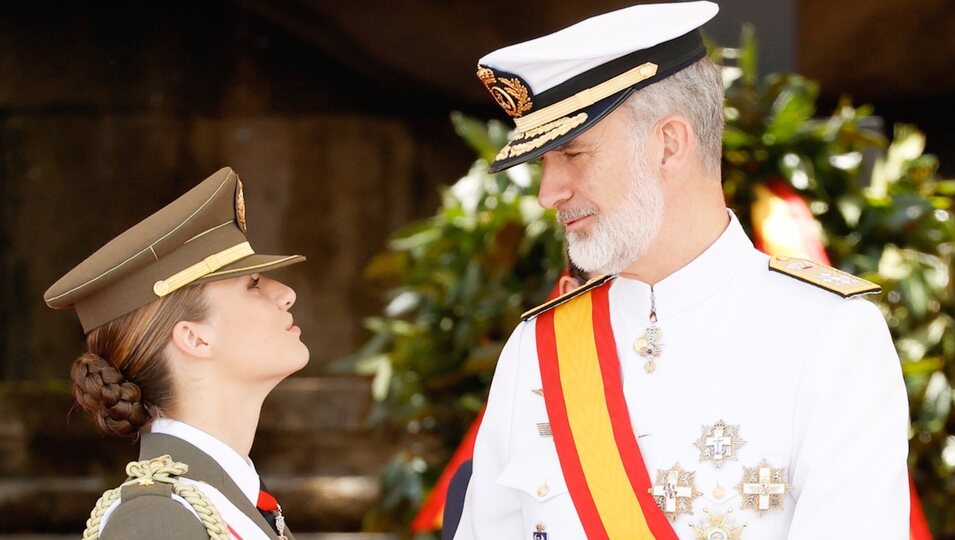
[43,167,305,332]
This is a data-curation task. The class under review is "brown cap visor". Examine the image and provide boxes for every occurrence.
[196,253,307,283]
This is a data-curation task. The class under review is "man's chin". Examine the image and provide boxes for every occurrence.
[568,244,611,275]
[569,244,642,276]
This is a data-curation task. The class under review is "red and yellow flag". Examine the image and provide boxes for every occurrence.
[410,407,485,533]
[751,178,830,264]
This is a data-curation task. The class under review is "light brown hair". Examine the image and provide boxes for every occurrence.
[71,284,208,438]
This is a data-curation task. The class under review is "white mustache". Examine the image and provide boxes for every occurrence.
[557,207,597,225]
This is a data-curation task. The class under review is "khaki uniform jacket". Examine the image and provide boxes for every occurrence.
[100,433,294,540]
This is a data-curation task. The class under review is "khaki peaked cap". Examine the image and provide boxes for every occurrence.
[44,167,305,332]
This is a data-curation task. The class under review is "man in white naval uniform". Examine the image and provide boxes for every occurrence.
[456,2,909,539]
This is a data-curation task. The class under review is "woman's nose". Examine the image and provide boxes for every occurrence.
[267,278,296,310]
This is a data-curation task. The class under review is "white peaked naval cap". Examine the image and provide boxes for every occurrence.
[476,1,719,172]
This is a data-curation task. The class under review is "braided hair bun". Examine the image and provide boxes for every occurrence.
[71,352,149,438]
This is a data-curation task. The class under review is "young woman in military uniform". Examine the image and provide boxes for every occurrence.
[44,167,305,540]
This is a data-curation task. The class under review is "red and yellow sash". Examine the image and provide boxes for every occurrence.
[535,280,676,539]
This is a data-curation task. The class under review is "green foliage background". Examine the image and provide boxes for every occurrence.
[345,27,955,536]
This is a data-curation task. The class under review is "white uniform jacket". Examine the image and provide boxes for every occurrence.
[457,215,909,539]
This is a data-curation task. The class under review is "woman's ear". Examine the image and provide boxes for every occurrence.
[169,321,214,359]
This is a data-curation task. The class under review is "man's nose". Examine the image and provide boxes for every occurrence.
[538,158,573,209]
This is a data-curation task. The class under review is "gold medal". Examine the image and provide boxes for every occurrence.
[648,463,701,521]
[736,459,792,516]
[690,509,746,540]
[694,420,745,468]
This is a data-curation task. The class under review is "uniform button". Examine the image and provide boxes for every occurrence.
[537,484,550,497]
[713,485,726,500]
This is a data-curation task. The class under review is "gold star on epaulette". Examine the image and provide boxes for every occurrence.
[768,256,881,298]
[521,274,615,321]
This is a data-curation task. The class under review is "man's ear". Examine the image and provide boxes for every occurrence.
[657,115,693,170]
[169,321,214,359]
[558,276,582,296]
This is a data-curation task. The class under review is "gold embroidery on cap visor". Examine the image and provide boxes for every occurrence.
[514,62,657,132]
[489,62,660,165]
[494,112,588,162]
[477,66,533,118]
[153,241,255,297]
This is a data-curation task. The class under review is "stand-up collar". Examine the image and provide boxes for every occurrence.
[614,211,755,321]
[150,418,260,506]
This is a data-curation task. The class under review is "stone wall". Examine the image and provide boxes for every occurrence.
[0,2,473,380]
[4,0,952,382]
[0,6,464,530]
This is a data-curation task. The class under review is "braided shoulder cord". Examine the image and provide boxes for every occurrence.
[82,455,230,540]
[82,485,122,540]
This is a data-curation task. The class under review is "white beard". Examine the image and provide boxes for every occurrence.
[563,153,665,275]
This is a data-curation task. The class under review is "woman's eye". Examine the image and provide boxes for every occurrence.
[248,276,261,289]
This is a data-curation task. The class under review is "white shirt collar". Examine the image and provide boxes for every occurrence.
[150,418,260,506]
[614,210,757,320]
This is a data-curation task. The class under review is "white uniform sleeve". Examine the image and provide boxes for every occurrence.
[788,298,909,539]
[454,322,528,540]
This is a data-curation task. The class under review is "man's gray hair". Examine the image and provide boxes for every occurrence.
[621,57,724,176]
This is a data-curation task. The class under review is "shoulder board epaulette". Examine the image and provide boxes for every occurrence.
[768,256,881,298]
[521,274,615,321]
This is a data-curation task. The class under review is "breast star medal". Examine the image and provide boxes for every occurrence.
[694,420,745,468]
[634,287,664,373]
[736,459,792,516]
[689,509,746,540]
[648,463,701,521]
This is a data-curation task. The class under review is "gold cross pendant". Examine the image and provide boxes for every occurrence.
[634,320,663,373]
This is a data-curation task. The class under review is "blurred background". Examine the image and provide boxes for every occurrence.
[1,0,954,538]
